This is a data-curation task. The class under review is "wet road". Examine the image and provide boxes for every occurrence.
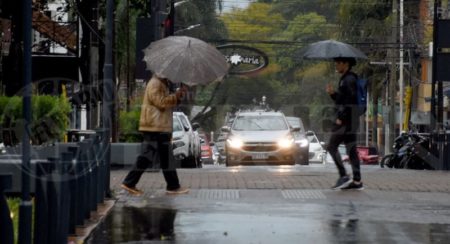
[88,165,450,243]
[88,205,450,244]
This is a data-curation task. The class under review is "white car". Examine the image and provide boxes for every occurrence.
[224,111,299,166]
[307,131,326,163]
[172,115,190,160]
[172,112,201,168]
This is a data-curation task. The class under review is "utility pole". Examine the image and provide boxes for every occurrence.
[19,0,32,243]
[387,0,398,154]
[126,0,131,112]
[103,0,114,197]
[399,0,404,132]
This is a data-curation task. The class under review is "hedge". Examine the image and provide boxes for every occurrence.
[0,95,71,145]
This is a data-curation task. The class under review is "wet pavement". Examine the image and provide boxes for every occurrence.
[87,165,450,243]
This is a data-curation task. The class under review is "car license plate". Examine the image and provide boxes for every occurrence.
[252,153,268,160]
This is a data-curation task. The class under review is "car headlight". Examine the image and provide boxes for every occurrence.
[278,138,294,148]
[295,139,309,147]
[227,138,243,149]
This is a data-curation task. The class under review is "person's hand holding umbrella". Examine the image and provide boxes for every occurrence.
[175,84,188,100]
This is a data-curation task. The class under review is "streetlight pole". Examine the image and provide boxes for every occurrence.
[103,0,114,196]
[399,0,404,132]
[18,0,32,242]
[387,0,398,154]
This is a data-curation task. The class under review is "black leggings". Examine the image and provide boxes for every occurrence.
[327,125,361,182]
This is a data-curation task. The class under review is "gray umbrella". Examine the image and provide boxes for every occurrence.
[143,36,229,86]
[301,40,368,60]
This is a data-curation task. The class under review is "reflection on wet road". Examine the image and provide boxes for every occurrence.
[88,206,450,244]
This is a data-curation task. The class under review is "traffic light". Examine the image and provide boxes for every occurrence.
[150,0,169,41]
[164,1,175,37]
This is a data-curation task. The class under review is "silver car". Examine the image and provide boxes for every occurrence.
[223,111,299,166]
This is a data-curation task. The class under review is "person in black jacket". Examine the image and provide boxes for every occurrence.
[326,57,363,190]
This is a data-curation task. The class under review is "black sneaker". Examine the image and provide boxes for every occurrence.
[341,181,364,190]
[332,176,352,190]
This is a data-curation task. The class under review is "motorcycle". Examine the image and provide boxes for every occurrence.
[380,132,411,168]
[380,132,433,170]
[398,133,434,170]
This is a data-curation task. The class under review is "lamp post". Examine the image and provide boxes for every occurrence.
[102,0,114,197]
[18,0,33,243]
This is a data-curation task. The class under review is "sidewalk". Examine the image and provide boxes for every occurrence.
[110,164,450,193]
[86,164,450,243]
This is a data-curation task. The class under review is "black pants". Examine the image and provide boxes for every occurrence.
[123,132,180,190]
[327,125,361,182]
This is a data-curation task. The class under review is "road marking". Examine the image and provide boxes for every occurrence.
[281,190,326,199]
[197,189,240,200]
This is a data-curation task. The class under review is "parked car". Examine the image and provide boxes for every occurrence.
[223,111,299,166]
[172,112,201,168]
[307,131,326,163]
[285,116,309,165]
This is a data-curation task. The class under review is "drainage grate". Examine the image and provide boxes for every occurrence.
[281,190,326,200]
[197,190,240,200]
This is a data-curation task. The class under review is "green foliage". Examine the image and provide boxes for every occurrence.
[119,107,142,142]
[0,96,71,145]
[6,198,35,244]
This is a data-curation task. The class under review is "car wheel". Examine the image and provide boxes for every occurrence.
[225,154,236,167]
[300,159,309,165]
[182,156,196,168]
[195,156,202,168]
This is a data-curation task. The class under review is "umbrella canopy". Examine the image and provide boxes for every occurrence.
[301,40,368,60]
[143,36,229,86]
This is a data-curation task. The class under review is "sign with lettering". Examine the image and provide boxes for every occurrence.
[217,44,269,75]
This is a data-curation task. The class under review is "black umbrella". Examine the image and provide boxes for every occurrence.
[301,40,368,60]
[143,36,229,86]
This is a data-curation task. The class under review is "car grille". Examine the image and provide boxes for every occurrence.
[242,142,277,152]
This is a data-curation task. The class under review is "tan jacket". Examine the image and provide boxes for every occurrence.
[139,76,178,132]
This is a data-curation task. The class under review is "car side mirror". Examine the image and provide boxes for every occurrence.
[320,141,325,146]
[221,126,231,133]
[192,122,200,131]
[306,131,315,136]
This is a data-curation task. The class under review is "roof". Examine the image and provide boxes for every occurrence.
[236,111,285,117]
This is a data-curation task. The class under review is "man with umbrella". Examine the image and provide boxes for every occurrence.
[121,36,229,196]
[121,74,189,196]
[302,40,367,190]
[326,57,363,190]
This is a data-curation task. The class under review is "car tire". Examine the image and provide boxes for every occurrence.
[181,156,197,168]
[288,160,295,165]
[225,154,237,167]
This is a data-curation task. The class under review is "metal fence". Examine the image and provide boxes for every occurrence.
[0,130,109,244]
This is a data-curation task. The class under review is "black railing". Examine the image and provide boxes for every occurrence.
[0,174,14,244]
[1,129,109,244]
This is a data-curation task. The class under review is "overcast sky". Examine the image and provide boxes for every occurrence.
[221,0,253,12]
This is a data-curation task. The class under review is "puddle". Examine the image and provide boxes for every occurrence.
[87,207,450,244]
[87,207,177,243]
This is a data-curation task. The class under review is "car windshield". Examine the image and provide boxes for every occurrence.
[286,118,304,132]
[173,117,183,132]
[232,115,288,131]
[307,135,319,143]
